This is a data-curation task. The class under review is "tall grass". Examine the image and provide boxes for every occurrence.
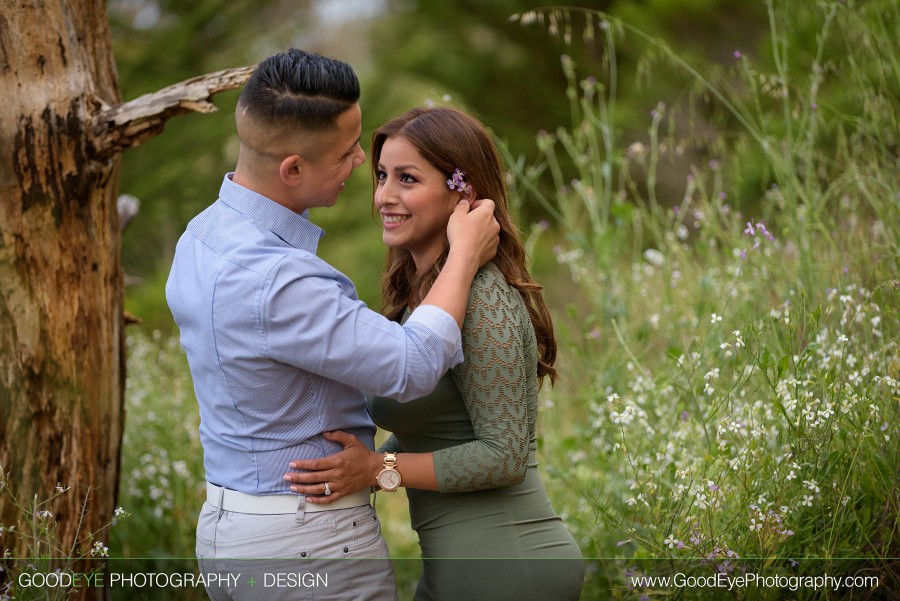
[507,1,898,598]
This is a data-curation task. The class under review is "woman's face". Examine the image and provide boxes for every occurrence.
[374,136,460,272]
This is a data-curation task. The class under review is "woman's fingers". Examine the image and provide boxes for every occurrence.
[283,469,336,484]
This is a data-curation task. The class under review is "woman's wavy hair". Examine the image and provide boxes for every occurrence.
[371,107,558,385]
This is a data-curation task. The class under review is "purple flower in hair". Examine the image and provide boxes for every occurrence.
[447,168,472,194]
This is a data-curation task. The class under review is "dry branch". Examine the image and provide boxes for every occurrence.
[90,65,255,157]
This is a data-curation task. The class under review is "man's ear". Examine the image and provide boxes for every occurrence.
[279,155,304,186]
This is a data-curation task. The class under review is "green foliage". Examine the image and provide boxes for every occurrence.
[513,1,899,598]
[111,333,203,562]
[107,332,207,600]
[113,0,777,332]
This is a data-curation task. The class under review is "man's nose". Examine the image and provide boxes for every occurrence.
[352,144,365,167]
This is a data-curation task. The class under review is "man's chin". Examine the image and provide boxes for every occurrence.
[312,194,340,209]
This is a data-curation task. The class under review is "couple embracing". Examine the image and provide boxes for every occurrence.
[166,48,584,601]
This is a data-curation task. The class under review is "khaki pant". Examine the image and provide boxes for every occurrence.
[195,501,397,601]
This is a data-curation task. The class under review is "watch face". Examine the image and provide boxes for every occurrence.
[377,468,401,491]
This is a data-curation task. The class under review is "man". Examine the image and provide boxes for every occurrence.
[166,49,498,601]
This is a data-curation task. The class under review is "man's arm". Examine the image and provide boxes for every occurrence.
[260,200,497,402]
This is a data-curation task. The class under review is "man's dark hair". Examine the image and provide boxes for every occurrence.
[239,49,360,132]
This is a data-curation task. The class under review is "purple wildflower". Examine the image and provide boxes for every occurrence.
[447,168,472,194]
[733,50,742,59]
[744,218,775,242]
[755,222,775,241]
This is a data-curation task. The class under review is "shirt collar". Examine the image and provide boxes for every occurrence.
[218,173,324,253]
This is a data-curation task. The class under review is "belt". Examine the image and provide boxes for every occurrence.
[206,483,371,515]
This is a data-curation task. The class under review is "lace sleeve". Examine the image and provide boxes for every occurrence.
[433,265,530,493]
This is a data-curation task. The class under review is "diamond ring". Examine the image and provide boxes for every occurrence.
[324,482,331,496]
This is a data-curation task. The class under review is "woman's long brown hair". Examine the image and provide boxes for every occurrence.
[371,107,558,385]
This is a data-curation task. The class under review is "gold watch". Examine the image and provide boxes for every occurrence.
[376,452,401,492]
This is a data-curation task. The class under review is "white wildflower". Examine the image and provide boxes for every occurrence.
[643,248,665,267]
[90,541,109,558]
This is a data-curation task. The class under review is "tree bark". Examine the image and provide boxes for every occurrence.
[0,2,251,596]
[0,0,124,571]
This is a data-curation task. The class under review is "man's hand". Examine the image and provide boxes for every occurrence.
[283,431,381,504]
[447,198,499,268]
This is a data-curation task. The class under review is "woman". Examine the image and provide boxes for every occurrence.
[285,107,584,601]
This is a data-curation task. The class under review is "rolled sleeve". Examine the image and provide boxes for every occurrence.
[406,304,464,369]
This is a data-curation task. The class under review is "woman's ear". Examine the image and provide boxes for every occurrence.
[279,155,303,186]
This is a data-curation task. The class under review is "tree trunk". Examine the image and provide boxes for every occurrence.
[1,3,251,596]
[0,0,125,576]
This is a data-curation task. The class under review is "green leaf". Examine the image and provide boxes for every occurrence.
[777,355,791,380]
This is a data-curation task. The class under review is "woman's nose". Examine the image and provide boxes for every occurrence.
[374,182,390,209]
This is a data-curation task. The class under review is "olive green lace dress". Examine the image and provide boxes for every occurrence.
[368,263,584,601]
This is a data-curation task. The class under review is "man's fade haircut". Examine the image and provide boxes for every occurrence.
[239,48,360,133]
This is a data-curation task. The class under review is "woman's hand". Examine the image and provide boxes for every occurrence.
[283,431,381,504]
[447,198,499,269]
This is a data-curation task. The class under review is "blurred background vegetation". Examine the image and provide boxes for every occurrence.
[112,0,776,331]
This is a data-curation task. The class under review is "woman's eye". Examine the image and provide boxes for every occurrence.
[376,170,386,182]
[400,173,416,183]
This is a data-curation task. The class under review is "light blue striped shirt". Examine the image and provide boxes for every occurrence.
[166,174,463,495]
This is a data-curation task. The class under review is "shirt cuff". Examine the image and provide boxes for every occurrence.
[407,304,464,368]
